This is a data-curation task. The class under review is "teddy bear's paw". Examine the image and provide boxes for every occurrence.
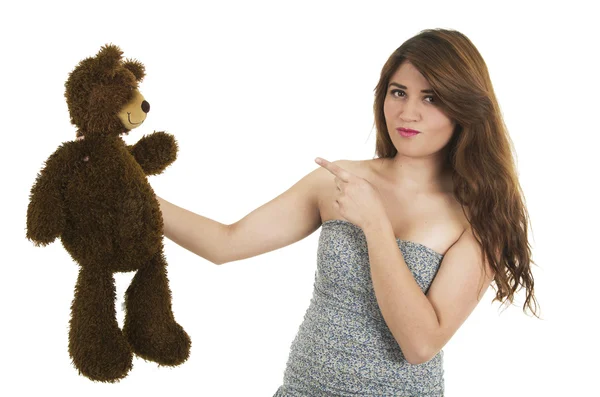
[69,333,133,383]
[124,320,191,367]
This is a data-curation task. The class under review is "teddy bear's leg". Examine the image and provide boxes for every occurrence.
[123,249,191,366]
[68,267,133,382]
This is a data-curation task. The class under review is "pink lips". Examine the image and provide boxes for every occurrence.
[397,127,420,137]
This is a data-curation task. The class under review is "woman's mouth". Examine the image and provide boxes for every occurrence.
[397,127,420,137]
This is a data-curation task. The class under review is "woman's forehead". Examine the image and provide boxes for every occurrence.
[390,61,430,88]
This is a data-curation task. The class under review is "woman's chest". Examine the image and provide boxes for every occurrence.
[318,160,468,256]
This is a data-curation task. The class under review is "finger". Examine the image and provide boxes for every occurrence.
[335,176,343,191]
[315,157,352,182]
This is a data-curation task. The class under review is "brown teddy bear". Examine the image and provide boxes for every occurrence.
[25,44,191,382]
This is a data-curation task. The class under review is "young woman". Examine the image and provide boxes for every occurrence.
[157,28,540,396]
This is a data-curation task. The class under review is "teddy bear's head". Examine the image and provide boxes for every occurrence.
[65,44,150,138]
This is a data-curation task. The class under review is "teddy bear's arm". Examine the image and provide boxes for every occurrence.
[127,131,178,176]
[26,145,68,246]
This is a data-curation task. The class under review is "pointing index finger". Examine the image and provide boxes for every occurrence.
[315,157,351,181]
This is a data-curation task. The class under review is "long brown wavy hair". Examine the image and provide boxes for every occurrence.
[372,28,541,318]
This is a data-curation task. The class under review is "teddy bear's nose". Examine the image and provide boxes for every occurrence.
[141,100,150,113]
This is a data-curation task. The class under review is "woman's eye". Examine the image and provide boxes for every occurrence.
[390,89,435,103]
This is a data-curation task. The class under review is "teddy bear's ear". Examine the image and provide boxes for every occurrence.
[96,43,123,74]
[123,59,146,82]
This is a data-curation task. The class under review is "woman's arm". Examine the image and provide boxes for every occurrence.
[156,196,231,265]
[156,163,324,265]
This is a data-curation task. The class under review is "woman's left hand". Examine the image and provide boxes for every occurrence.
[315,157,389,231]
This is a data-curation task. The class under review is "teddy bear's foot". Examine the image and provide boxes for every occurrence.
[69,268,133,382]
[123,251,191,366]
[69,328,134,383]
[123,318,191,366]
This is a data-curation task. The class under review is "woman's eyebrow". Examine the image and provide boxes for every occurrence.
[388,82,434,94]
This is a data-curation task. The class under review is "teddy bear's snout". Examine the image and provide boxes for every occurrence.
[141,100,150,113]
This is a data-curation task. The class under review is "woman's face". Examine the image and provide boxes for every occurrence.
[383,61,456,155]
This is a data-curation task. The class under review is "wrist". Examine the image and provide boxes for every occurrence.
[363,216,393,235]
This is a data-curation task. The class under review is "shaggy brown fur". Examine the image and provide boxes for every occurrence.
[25,44,190,382]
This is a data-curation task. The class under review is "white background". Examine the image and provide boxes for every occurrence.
[2,0,598,396]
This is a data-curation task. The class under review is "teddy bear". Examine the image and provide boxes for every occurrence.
[25,44,191,382]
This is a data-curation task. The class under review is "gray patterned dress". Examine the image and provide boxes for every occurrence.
[273,219,445,397]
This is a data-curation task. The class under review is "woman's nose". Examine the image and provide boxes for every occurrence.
[141,100,150,113]
[399,102,418,120]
